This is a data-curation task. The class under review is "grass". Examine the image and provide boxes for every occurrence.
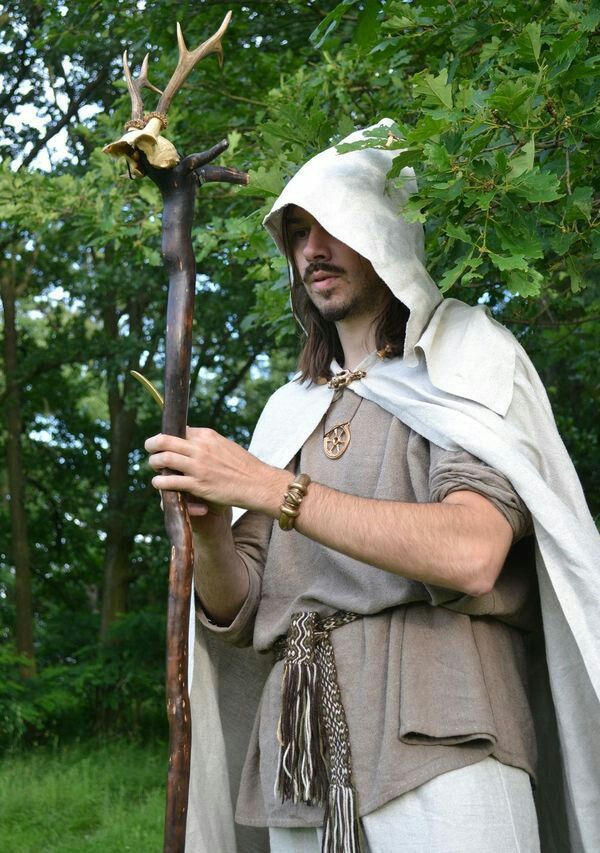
[0,739,167,852]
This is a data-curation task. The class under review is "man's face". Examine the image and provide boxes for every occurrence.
[286,206,386,323]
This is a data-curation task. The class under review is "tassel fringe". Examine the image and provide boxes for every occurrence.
[273,611,363,852]
[275,613,328,805]
[322,783,362,853]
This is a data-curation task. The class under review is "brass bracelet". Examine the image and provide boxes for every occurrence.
[278,473,311,531]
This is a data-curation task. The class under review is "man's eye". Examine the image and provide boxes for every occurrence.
[291,228,308,241]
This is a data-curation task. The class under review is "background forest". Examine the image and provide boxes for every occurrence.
[1,0,598,846]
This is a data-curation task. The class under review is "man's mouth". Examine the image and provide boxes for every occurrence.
[311,273,340,290]
[305,264,345,291]
[304,262,344,282]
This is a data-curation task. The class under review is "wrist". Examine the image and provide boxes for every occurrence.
[248,466,292,517]
[190,506,232,540]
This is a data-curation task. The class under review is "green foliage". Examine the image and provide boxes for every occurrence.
[0,0,597,755]
[0,740,164,851]
[1,0,333,747]
[0,609,166,750]
[312,0,597,301]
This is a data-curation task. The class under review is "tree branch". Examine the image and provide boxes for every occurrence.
[505,315,598,328]
[208,349,262,424]
[20,69,108,170]
[213,88,269,107]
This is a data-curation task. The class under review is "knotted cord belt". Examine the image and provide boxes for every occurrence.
[273,610,364,853]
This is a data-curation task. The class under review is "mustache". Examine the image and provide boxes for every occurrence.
[302,261,345,286]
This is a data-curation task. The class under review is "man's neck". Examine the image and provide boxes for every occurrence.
[336,316,377,370]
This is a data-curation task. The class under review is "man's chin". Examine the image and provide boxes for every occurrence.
[312,288,371,322]
[318,301,352,323]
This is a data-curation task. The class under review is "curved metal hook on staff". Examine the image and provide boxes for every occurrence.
[104,12,248,852]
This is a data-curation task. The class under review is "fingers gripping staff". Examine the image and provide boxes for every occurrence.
[145,429,273,514]
[103,13,247,852]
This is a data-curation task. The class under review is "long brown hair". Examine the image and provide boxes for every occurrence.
[283,210,409,383]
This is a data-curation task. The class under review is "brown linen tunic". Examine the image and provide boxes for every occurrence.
[199,388,537,828]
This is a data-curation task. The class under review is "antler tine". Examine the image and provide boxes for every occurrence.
[139,54,164,97]
[123,50,144,122]
[155,10,232,116]
[123,51,163,122]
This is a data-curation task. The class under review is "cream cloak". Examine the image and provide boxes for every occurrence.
[185,121,600,852]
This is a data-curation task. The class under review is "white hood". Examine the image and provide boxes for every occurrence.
[263,119,442,363]
[263,120,517,418]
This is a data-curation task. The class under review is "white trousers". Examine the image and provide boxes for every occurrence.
[268,757,540,853]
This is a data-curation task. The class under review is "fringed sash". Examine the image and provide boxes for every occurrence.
[273,610,363,853]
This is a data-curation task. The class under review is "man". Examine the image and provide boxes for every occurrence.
[146,121,599,852]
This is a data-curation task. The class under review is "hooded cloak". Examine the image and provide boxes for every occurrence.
[185,120,600,853]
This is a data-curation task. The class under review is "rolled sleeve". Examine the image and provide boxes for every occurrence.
[429,445,532,542]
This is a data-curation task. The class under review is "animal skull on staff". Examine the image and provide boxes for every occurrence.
[103,11,247,851]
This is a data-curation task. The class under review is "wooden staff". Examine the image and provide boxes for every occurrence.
[103,12,247,851]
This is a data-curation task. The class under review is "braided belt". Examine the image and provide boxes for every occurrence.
[273,610,363,853]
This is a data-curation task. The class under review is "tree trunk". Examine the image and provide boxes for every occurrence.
[1,274,36,676]
[99,372,137,644]
[98,286,158,644]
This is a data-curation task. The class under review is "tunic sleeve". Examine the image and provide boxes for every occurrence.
[426,445,537,627]
[428,445,532,542]
[196,510,273,647]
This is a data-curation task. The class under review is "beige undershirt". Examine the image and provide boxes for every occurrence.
[200,389,537,828]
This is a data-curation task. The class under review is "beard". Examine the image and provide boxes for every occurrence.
[311,268,388,323]
[317,290,370,322]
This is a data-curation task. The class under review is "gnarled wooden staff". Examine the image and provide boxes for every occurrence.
[103,12,247,851]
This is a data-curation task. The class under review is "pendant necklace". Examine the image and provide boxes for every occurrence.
[323,393,364,460]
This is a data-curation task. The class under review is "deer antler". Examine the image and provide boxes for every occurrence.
[123,51,163,124]
[103,11,234,178]
[155,11,232,116]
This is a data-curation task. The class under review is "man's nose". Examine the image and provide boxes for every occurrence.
[303,224,331,261]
